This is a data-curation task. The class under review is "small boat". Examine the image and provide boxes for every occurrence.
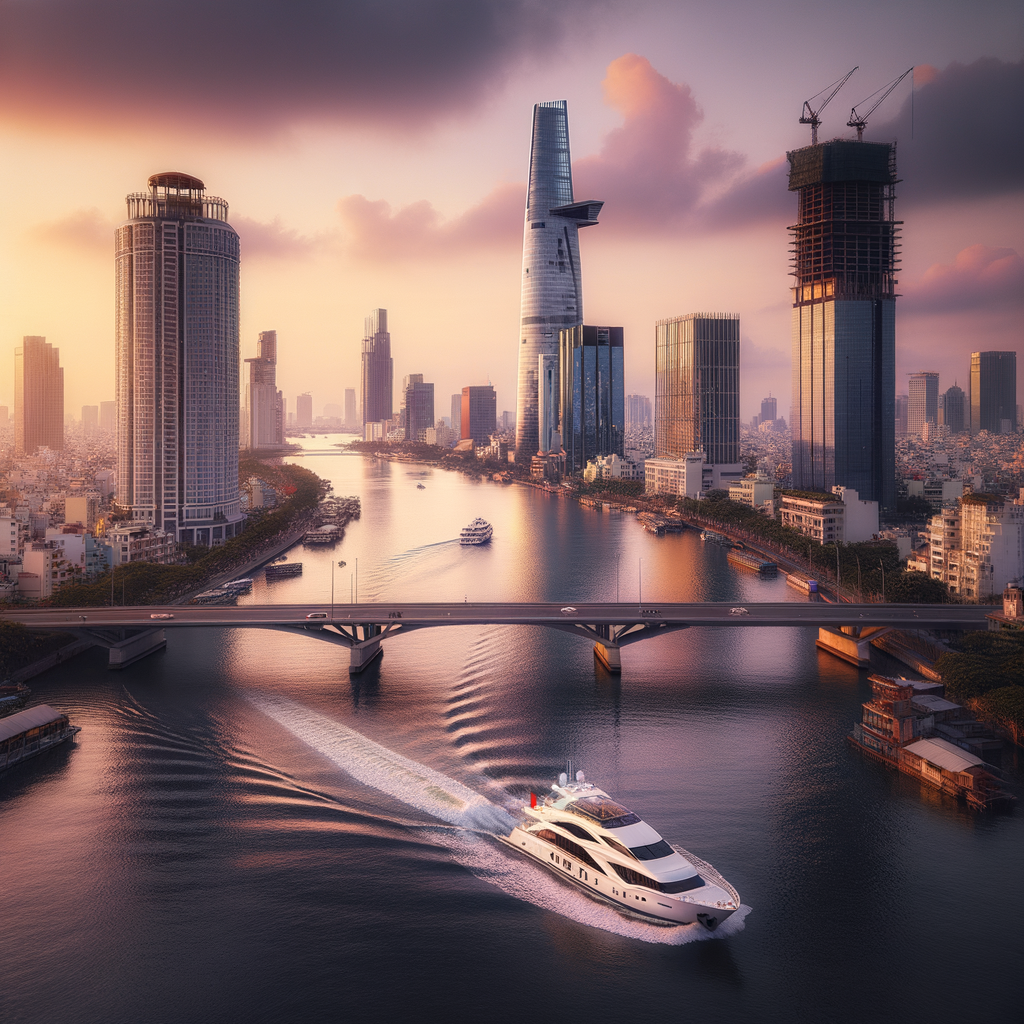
[460,518,493,546]
[500,768,740,930]
[417,483,426,489]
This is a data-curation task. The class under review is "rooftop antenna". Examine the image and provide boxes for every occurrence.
[800,67,858,144]
[847,67,914,141]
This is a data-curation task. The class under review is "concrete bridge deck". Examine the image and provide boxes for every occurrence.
[4,602,988,674]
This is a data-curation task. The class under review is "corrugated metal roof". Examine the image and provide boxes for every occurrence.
[911,695,961,713]
[904,737,984,774]
[0,704,67,744]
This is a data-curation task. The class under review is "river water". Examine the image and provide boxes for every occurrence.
[2,437,1020,1023]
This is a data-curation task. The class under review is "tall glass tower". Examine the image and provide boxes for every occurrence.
[361,308,393,426]
[514,100,603,460]
[970,351,1017,434]
[788,140,897,509]
[116,172,243,545]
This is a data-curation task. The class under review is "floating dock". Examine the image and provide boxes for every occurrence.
[727,549,778,574]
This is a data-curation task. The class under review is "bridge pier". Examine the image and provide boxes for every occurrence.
[593,642,621,673]
[815,626,871,668]
[349,639,383,674]
[106,628,167,670]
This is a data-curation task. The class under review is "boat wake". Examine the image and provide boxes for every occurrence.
[247,693,750,945]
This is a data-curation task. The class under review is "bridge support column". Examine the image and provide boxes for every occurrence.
[816,626,871,668]
[594,642,621,673]
[107,628,167,670]
[349,639,383,674]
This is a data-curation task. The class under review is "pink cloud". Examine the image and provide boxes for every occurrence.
[30,208,112,252]
[901,244,1023,314]
[234,217,325,260]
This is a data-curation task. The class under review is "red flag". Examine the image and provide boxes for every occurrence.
[530,792,537,808]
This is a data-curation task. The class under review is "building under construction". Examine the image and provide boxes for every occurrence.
[788,139,898,509]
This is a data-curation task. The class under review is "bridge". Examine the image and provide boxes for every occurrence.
[3,602,991,674]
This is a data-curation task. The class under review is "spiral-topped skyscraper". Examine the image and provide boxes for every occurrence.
[514,101,602,460]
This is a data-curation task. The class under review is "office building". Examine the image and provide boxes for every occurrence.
[100,400,116,434]
[361,308,393,425]
[15,336,64,456]
[941,384,966,434]
[245,330,284,449]
[403,375,434,442]
[296,393,313,429]
[344,388,357,429]
[895,394,909,437]
[655,313,740,468]
[760,395,778,423]
[907,372,939,436]
[558,324,624,473]
[788,140,897,509]
[450,394,462,435]
[115,172,243,544]
[538,354,560,453]
[514,100,603,459]
[626,394,652,430]
[81,405,99,435]
[461,386,497,445]
[970,351,1017,434]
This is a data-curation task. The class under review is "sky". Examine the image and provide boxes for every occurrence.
[0,0,1021,423]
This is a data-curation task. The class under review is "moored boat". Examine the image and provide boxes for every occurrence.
[501,769,740,929]
[0,704,80,771]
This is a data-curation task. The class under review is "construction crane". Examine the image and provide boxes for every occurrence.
[800,67,858,144]
[847,67,914,141]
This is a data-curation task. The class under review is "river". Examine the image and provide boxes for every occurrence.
[1,436,1020,1023]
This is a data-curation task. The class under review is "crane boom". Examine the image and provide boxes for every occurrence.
[800,67,858,144]
[847,67,914,141]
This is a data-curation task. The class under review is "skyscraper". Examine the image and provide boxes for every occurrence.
[908,372,939,436]
[361,308,393,426]
[942,383,966,434]
[895,394,909,437]
[296,393,313,428]
[116,172,242,544]
[760,395,778,423]
[403,375,434,442]
[625,394,652,430]
[15,336,64,456]
[514,100,603,459]
[655,313,740,467]
[450,394,462,435]
[99,401,115,434]
[82,405,99,435]
[558,325,625,473]
[461,386,497,445]
[344,388,357,429]
[970,351,1017,434]
[538,354,560,453]
[788,140,897,508]
[245,330,284,449]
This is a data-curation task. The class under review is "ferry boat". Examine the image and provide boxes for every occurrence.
[1,705,80,772]
[460,518,493,546]
[501,769,740,929]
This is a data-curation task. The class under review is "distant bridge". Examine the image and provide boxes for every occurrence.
[4,602,991,674]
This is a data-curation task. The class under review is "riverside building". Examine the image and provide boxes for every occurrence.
[245,330,284,449]
[514,100,603,460]
[361,309,394,427]
[558,325,624,473]
[787,140,897,510]
[115,172,243,545]
[14,336,64,456]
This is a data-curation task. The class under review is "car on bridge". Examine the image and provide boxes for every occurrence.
[150,613,174,620]
[560,606,577,614]
[305,612,328,620]
[729,607,749,616]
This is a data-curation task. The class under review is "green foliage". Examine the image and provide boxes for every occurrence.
[574,478,645,499]
[937,629,1024,700]
[975,685,1024,739]
[896,494,935,519]
[0,621,74,678]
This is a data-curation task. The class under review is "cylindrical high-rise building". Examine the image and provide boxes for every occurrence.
[514,100,603,460]
[116,172,243,545]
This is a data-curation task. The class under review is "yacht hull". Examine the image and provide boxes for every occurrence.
[501,826,736,929]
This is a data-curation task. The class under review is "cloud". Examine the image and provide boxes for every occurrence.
[234,217,325,260]
[30,208,112,253]
[900,244,1024,315]
[0,0,611,136]
[870,58,1024,204]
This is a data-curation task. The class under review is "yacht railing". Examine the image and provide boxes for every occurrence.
[672,845,741,907]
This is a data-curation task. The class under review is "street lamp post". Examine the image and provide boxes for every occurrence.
[879,559,885,603]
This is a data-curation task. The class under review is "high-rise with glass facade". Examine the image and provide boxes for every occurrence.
[558,325,624,473]
[116,173,243,545]
[908,371,939,437]
[538,354,560,453]
[14,336,64,456]
[361,308,393,426]
[402,375,434,442]
[941,383,966,434]
[654,313,739,466]
[514,100,603,460]
[461,386,497,445]
[625,394,652,430]
[245,330,284,449]
[788,140,897,509]
[970,351,1017,434]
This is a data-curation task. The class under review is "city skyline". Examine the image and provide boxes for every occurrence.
[0,3,1019,423]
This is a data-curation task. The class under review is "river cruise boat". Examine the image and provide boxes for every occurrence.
[0,704,80,772]
[501,770,740,929]
[460,518,493,546]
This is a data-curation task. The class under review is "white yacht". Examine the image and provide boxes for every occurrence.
[460,518,493,546]
[501,769,740,930]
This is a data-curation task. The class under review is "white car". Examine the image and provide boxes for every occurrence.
[560,606,577,614]
[150,613,174,620]
[729,607,749,616]
[306,612,328,620]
